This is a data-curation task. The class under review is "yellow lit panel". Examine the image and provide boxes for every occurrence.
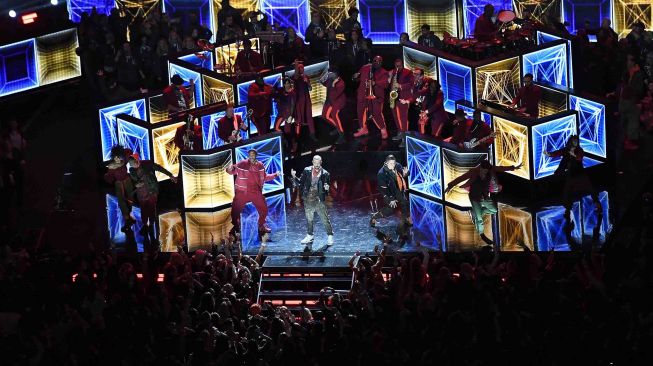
[403,46,437,80]
[202,74,235,105]
[493,117,530,179]
[35,29,81,86]
[513,0,563,25]
[158,211,185,252]
[152,122,184,181]
[445,206,493,251]
[476,57,520,106]
[148,94,169,124]
[185,209,233,252]
[312,0,357,30]
[214,37,260,75]
[286,61,329,116]
[538,85,568,117]
[497,203,534,251]
[406,0,459,41]
[181,150,235,209]
[613,0,652,38]
[442,148,489,208]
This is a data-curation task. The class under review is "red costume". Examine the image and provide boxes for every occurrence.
[474,14,497,42]
[512,84,542,117]
[421,90,448,136]
[356,64,388,131]
[274,88,297,134]
[174,124,203,151]
[293,70,315,135]
[217,114,245,143]
[247,82,274,134]
[322,77,346,133]
[227,159,277,230]
[163,85,192,114]
[235,50,264,73]
[388,67,414,133]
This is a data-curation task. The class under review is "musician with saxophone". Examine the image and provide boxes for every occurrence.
[320,67,346,144]
[247,75,274,135]
[353,55,389,139]
[217,104,247,144]
[235,38,263,74]
[388,59,414,146]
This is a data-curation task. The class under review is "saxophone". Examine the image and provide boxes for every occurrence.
[389,69,399,109]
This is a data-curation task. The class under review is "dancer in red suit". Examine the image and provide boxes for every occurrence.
[234,38,263,74]
[388,58,414,146]
[353,55,389,139]
[217,105,247,144]
[293,62,317,141]
[420,79,448,137]
[227,149,281,234]
[247,76,273,135]
[321,67,346,144]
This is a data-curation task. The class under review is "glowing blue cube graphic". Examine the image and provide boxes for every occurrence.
[463,0,513,38]
[406,135,442,200]
[241,193,287,252]
[237,74,282,133]
[117,117,151,161]
[562,0,611,33]
[0,39,38,97]
[531,114,577,179]
[169,63,203,107]
[201,106,249,149]
[106,194,146,252]
[535,202,581,251]
[582,191,610,243]
[179,51,214,71]
[523,43,568,90]
[99,99,147,161]
[260,0,310,39]
[535,31,574,88]
[455,103,492,126]
[409,194,445,251]
[235,135,284,194]
[438,58,473,113]
[570,95,606,158]
[68,0,115,23]
[359,0,406,44]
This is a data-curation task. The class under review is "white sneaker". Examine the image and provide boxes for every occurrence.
[327,235,334,246]
[301,234,314,244]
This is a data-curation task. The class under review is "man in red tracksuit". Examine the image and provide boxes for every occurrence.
[353,55,389,139]
[227,149,280,234]
[247,76,274,134]
[321,67,346,144]
[388,58,414,145]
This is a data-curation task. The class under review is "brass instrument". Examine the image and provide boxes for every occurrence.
[365,66,376,100]
[183,113,195,150]
[245,108,254,132]
[389,69,399,109]
[418,110,428,127]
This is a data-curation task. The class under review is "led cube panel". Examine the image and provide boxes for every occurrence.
[0,39,38,97]
[68,0,116,23]
[562,0,611,33]
[403,46,437,79]
[158,211,185,252]
[613,0,652,38]
[570,95,606,158]
[535,203,581,251]
[285,61,329,116]
[409,194,446,251]
[241,193,287,252]
[442,149,489,208]
[117,117,152,161]
[119,1,161,20]
[438,58,473,113]
[497,203,534,251]
[106,194,146,251]
[358,0,406,44]
[493,117,529,179]
[202,74,235,106]
[535,31,574,88]
[476,57,520,106]
[406,0,457,40]
[260,0,311,38]
[179,51,214,71]
[237,73,282,134]
[152,122,185,181]
[582,191,610,243]
[235,136,284,194]
[455,103,492,126]
[201,105,249,149]
[463,0,513,38]
[539,84,568,117]
[531,114,577,179]
[181,149,235,209]
[99,99,147,161]
[445,206,494,251]
[185,209,233,251]
[312,0,357,30]
[406,135,442,200]
[522,43,568,90]
[163,0,215,41]
[35,29,82,86]
[148,94,169,124]
[169,63,203,107]
[513,0,563,25]
[214,38,260,75]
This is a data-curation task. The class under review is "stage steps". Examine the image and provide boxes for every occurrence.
[257,255,354,311]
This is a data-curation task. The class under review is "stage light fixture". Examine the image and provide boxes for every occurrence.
[9,10,16,18]
[51,0,59,5]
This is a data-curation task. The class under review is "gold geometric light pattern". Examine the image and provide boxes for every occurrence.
[442,149,489,208]
[185,209,234,252]
[613,0,652,38]
[512,0,563,25]
[158,211,185,252]
[406,0,459,40]
[538,85,568,118]
[202,74,235,105]
[35,29,81,86]
[152,122,184,181]
[493,117,530,179]
[312,0,356,30]
[476,57,520,106]
[445,206,493,251]
[498,203,534,251]
[181,150,235,209]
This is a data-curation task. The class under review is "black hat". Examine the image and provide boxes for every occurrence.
[171,74,184,86]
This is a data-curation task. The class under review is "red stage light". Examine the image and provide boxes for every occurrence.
[21,12,38,24]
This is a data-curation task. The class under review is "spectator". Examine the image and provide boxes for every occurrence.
[305,11,327,58]
[340,7,361,42]
[417,24,442,49]
[283,27,305,64]
[217,14,244,41]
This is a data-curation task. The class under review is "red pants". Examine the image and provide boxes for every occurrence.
[392,103,410,132]
[357,97,386,130]
[231,191,268,228]
[274,115,300,136]
[322,105,344,133]
[252,115,270,135]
